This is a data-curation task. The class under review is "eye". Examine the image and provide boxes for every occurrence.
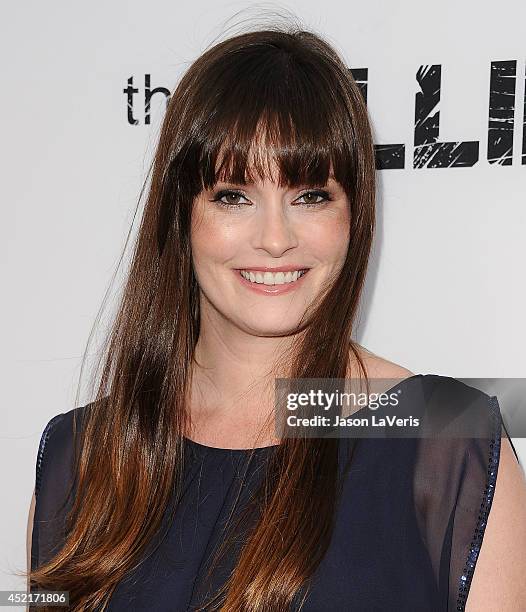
[209,188,332,209]
[294,190,332,207]
[210,189,250,208]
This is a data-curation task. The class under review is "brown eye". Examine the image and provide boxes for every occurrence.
[295,190,331,207]
[210,190,249,208]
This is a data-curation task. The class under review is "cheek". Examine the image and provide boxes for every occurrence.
[191,199,351,265]
[300,211,350,260]
[191,208,239,269]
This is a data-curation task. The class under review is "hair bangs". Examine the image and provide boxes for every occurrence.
[191,47,356,195]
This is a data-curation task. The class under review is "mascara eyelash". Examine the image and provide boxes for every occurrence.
[210,189,247,208]
[298,190,332,207]
[210,189,332,208]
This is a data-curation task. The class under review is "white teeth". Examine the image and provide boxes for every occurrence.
[239,269,307,285]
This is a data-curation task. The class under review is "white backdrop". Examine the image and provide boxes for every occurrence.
[2,0,525,597]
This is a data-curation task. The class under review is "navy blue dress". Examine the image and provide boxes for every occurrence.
[31,374,515,611]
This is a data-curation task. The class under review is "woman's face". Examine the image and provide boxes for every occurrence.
[191,163,351,337]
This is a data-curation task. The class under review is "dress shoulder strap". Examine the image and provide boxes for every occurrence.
[31,406,85,570]
[413,375,512,611]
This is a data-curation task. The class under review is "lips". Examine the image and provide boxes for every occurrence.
[236,266,311,273]
[234,268,310,295]
[239,269,307,284]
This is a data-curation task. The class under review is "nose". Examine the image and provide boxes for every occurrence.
[251,199,299,257]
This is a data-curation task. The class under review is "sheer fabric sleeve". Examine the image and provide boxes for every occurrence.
[31,410,78,572]
[412,376,516,611]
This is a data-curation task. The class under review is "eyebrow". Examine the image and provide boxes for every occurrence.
[212,176,338,189]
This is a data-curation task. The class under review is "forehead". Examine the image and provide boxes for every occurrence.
[213,146,336,187]
[196,108,343,194]
[213,176,339,191]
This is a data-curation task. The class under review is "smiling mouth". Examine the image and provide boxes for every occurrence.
[238,269,309,285]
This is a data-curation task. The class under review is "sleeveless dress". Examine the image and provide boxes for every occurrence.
[31,374,516,611]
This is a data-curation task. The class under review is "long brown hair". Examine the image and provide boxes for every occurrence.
[28,17,376,612]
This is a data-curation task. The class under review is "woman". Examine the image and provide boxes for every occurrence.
[26,24,526,611]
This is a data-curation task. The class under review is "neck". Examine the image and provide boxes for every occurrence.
[188,310,299,437]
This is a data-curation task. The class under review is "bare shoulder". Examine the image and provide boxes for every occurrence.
[348,343,415,380]
[465,437,526,610]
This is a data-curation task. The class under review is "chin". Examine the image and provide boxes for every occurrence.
[240,316,306,337]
